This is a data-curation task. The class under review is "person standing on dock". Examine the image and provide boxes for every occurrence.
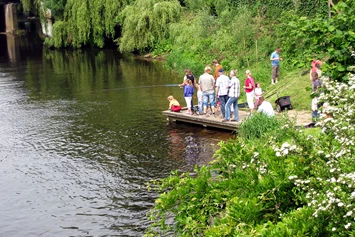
[215,68,230,120]
[270,47,282,85]
[213,60,223,112]
[244,70,255,113]
[179,79,194,115]
[199,66,216,116]
[212,59,223,81]
[223,69,240,122]
[182,68,196,113]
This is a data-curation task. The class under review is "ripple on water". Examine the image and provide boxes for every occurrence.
[0,54,232,236]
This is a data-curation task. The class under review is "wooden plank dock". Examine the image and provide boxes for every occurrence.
[163,108,313,131]
[163,109,250,131]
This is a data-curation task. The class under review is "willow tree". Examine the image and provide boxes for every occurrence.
[20,0,40,13]
[118,0,181,53]
[46,0,129,48]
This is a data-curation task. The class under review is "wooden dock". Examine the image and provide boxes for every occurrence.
[163,109,250,131]
[163,108,313,131]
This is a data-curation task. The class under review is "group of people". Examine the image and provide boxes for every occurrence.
[168,58,276,122]
[168,48,326,125]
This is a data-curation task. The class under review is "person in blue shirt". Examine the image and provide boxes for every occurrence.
[179,79,194,115]
[270,47,282,85]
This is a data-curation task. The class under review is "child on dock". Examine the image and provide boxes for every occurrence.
[179,79,194,115]
[254,82,263,108]
[167,95,181,112]
[196,84,203,115]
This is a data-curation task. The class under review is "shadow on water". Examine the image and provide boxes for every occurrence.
[0,36,233,236]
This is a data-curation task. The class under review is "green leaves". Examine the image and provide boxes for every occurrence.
[46,0,128,48]
[278,0,355,81]
[118,0,181,53]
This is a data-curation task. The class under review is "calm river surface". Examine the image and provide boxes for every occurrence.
[0,35,232,236]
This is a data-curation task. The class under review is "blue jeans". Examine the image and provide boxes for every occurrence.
[312,110,318,121]
[219,95,229,118]
[203,93,216,107]
[225,97,239,121]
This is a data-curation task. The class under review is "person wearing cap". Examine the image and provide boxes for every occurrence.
[215,68,230,120]
[212,59,223,81]
[270,47,282,85]
[257,96,275,117]
[243,70,255,112]
[198,66,216,116]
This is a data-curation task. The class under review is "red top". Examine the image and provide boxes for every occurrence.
[245,76,255,93]
[311,60,322,72]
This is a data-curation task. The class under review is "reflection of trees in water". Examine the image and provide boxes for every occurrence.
[24,49,179,101]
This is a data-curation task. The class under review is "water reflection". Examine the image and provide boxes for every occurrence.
[0,39,232,236]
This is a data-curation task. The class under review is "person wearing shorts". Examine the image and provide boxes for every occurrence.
[270,47,282,85]
[198,66,216,116]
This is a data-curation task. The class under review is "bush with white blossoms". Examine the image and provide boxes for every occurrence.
[287,73,355,236]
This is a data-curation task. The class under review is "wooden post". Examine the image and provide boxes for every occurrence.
[5,3,18,33]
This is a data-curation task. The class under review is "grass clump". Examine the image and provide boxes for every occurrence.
[238,113,283,140]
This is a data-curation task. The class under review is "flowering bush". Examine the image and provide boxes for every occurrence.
[146,72,355,236]
[290,73,355,236]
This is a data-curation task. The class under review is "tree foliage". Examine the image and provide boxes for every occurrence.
[118,0,181,53]
[20,0,40,14]
[41,0,67,19]
[45,0,129,48]
[278,0,355,80]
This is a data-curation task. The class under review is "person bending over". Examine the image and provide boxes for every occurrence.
[257,96,275,117]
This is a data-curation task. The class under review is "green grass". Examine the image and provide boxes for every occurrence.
[235,66,312,111]
[266,69,312,111]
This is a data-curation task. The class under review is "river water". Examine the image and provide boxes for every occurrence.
[0,35,232,236]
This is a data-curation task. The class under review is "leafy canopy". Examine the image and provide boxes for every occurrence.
[118,0,181,53]
[45,0,129,48]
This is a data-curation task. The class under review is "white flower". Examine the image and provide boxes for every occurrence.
[288,175,298,180]
[289,145,297,151]
[281,142,290,149]
[345,223,351,229]
[332,227,336,231]
[276,152,281,157]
